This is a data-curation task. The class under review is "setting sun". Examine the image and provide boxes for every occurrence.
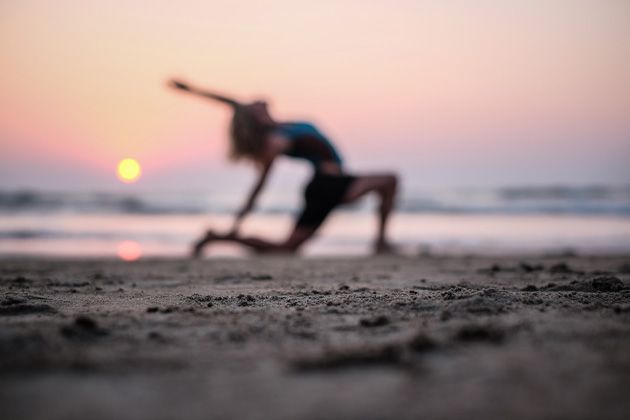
[117,158,142,183]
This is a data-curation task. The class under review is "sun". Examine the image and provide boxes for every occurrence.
[117,158,142,183]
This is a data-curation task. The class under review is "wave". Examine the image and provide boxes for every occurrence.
[0,191,211,215]
[1,186,630,216]
[0,228,186,242]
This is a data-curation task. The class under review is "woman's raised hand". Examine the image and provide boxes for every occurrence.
[169,79,191,91]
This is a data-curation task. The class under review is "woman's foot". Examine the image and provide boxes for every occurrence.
[191,230,218,258]
[373,240,399,255]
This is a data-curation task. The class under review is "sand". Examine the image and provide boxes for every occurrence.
[1,255,630,420]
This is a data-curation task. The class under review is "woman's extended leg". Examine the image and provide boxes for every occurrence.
[192,225,316,257]
[341,173,398,253]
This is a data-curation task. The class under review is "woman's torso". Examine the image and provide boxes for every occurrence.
[273,122,343,173]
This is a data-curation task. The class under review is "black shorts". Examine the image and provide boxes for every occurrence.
[295,172,357,229]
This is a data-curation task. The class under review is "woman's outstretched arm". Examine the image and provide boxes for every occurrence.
[169,79,241,108]
[229,159,274,235]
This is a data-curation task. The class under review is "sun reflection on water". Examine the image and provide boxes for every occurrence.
[117,240,142,261]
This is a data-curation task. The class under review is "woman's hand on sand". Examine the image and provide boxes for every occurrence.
[226,226,240,239]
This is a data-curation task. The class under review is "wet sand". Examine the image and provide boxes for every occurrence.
[1,255,630,420]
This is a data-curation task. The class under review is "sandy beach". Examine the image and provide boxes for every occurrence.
[1,255,630,420]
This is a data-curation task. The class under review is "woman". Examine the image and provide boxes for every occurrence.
[169,79,398,256]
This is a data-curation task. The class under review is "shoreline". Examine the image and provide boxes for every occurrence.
[2,250,630,261]
[3,212,630,259]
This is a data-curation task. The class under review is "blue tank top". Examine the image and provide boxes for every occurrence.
[275,122,343,167]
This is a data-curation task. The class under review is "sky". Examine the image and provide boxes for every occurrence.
[1,0,629,192]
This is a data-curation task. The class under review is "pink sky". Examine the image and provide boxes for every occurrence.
[1,0,629,190]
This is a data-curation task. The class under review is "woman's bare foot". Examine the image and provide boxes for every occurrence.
[191,230,218,258]
[373,240,399,255]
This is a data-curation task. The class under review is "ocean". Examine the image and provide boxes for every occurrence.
[1,185,629,258]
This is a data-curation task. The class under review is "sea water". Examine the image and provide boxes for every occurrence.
[1,186,629,258]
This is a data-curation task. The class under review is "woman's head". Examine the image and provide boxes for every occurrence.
[248,100,274,125]
[229,101,275,161]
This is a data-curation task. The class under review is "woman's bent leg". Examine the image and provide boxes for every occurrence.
[341,173,398,252]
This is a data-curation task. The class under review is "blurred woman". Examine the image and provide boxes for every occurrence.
[170,79,398,256]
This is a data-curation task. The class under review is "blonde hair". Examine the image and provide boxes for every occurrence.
[229,106,270,161]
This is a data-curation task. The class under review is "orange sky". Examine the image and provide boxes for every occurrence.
[1,0,629,190]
